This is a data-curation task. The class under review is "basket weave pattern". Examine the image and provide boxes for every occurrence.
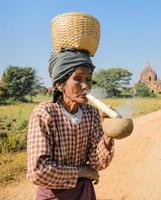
[51,13,100,56]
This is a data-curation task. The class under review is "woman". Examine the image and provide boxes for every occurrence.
[27,48,114,200]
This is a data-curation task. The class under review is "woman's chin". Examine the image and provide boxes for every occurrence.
[76,96,88,104]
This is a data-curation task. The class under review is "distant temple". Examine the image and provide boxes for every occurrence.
[139,62,161,94]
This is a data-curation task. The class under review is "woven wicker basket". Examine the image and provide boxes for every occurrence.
[50,12,100,56]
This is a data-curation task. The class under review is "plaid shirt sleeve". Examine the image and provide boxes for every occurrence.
[27,105,79,189]
[88,109,114,171]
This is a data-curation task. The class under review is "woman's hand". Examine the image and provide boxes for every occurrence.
[100,111,110,121]
[100,104,113,121]
[78,165,99,184]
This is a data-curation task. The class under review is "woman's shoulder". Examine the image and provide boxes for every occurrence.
[31,101,59,116]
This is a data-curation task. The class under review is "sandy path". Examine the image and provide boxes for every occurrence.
[1,110,161,200]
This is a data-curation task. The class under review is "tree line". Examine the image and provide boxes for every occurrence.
[0,65,153,104]
[93,68,153,97]
[0,66,47,103]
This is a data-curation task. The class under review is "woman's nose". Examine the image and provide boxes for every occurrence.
[80,81,91,89]
[80,82,87,89]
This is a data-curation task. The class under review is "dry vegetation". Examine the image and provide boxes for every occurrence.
[0,152,26,186]
[102,97,161,117]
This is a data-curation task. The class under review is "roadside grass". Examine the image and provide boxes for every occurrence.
[1,96,161,186]
[131,97,161,117]
[0,151,26,186]
[102,97,161,117]
[0,94,52,119]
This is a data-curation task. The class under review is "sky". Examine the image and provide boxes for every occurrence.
[0,0,161,87]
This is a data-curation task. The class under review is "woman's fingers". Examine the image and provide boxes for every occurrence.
[100,108,114,121]
[93,173,100,185]
[87,167,99,181]
[100,112,110,121]
[78,166,99,182]
[93,179,99,185]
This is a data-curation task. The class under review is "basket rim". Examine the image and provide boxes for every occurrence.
[50,12,100,26]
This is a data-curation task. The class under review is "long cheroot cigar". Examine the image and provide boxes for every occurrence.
[87,94,122,119]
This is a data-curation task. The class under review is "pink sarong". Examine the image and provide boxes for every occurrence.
[36,178,96,200]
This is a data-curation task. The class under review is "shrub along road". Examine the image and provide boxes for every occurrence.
[1,109,161,200]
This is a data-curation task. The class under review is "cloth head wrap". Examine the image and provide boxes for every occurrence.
[48,48,95,86]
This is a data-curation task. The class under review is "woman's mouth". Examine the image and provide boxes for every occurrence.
[80,93,87,98]
[79,90,91,100]
[79,92,89,99]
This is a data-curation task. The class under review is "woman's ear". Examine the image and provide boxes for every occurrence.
[56,83,65,92]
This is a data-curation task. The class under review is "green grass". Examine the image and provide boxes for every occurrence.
[1,95,161,186]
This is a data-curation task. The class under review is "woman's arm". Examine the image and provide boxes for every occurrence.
[27,105,79,189]
[87,109,114,171]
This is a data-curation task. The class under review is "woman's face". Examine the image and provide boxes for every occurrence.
[61,66,93,104]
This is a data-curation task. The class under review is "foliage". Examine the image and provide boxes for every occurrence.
[35,86,48,95]
[0,65,42,101]
[0,152,26,186]
[0,114,28,153]
[0,94,51,153]
[135,83,152,97]
[93,68,133,97]
[0,131,27,153]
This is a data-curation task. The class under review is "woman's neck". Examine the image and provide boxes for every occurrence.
[60,95,79,114]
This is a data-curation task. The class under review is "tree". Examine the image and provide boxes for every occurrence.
[93,68,133,97]
[1,66,42,101]
[135,83,151,97]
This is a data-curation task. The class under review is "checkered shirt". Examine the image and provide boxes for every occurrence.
[27,101,114,189]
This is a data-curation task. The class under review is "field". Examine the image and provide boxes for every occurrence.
[1,95,161,186]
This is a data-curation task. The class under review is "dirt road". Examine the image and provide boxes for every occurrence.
[1,110,161,200]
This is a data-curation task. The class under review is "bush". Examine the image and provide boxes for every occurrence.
[0,115,28,153]
[0,130,27,153]
[135,84,152,97]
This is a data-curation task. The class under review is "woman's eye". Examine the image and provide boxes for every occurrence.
[74,77,82,81]
[86,79,92,83]
[74,77,92,83]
